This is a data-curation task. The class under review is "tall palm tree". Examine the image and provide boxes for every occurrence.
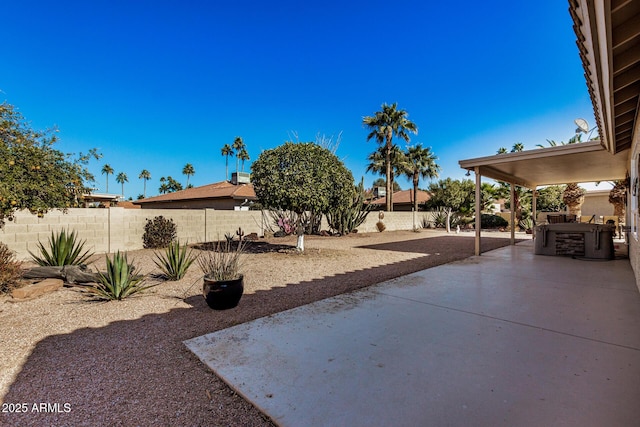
[238,148,250,172]
[366,145,405,202]
[402,144,440,212]
[101,164,114,192]
[138,169,151,198]
[221,144,234,181]
[232,136,245,177]
[182,163,195,187]
[115,172,128,198]
[363,103,418,211]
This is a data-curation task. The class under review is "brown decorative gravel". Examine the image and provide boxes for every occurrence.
[0,230,521,426]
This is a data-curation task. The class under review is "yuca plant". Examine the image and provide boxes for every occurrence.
[153,241,197,281]
[0,242,23,295]
[29,229,93,266]
[197,239,245,281]
[84,251,154,300]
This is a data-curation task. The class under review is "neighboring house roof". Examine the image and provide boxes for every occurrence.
[115,201,141,209]
[370,189,431,206]
[134,181,257,204]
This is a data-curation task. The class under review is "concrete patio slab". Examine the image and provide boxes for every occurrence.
[184,242,640,427]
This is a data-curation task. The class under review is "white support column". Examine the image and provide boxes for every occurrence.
[510,183,515,245]
[475,167,481,256]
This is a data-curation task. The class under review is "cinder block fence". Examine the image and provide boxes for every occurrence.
[0,208,438,260]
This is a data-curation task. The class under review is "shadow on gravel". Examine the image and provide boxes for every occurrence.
[0,236,515,427]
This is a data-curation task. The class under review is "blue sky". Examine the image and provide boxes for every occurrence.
[2,0,596,199]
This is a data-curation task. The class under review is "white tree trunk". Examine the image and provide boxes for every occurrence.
[446,209,452,233]
[297,233,304,252]
[296,218,305,252]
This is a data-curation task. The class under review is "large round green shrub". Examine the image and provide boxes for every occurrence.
[480,214,508,229]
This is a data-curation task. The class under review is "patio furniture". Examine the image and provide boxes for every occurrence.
[534,223,615,259]
[547,214,577,224]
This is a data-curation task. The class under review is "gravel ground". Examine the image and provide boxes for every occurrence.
[0,230,522,426]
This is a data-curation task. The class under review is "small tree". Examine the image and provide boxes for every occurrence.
[424,178,475,232]
[0,102,98,227]
[251,142,353,251]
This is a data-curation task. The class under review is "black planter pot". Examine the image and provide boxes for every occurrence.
[202,275,244,310]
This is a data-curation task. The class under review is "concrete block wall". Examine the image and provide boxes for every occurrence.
[0,209,110,259]
[204,210,264,241]
[1,208,434,260]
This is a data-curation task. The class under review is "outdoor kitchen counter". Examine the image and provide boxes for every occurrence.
[534,223,615,259]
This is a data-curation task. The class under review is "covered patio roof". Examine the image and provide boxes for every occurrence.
[459,140,629,189]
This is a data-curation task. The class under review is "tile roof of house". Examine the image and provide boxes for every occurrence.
[134,181,257,204]
[370,189,431,205]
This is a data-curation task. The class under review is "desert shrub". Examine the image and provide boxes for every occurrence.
[153,241,197,281]
[376,221,386,232]
[480,214,508,229]
[197,240,245,281]
[0,243,23,294]
[143,216,177,249]
[83,252,154,300]
[29,229,93,266]
[519,218,533,231]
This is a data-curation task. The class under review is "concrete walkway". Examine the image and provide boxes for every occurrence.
[185,242,640,427]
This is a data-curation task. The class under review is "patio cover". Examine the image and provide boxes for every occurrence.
[458,140,629,255]
[458,140,629,189]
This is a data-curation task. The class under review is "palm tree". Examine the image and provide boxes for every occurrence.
[138,169,151,198]
[497,147,508,154]
[511,142,525,152]
[115,172,128,198]
[363,103,418,211]
[221,144,234,181]
[535,134,582,148]
[182,163,195,187]
[562,183,586,217]
[159,177,169,194]
[366,145,405,202]
[232,136,245,177]
[101,164,114,192]
[238,148,250,172]
[402,144,440,212]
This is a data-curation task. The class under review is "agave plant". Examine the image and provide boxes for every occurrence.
[29,229,93,266]
[84,251,154,300]
[153,241,197,281]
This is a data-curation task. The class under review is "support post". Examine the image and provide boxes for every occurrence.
[475,167,481,256]
[510,183,515,246]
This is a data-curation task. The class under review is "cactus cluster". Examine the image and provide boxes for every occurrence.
[326,179,372,235]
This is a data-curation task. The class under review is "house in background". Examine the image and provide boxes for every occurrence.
[369,189,431,211]
[133,180,257,210]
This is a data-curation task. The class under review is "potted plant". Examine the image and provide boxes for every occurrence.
[197,239,245,310]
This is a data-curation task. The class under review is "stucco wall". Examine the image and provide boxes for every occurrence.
[629,126,640,292]
[581,191,614,217]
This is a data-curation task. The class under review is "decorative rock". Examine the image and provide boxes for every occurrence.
[245,232,259,241]
[12,279,64,300]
